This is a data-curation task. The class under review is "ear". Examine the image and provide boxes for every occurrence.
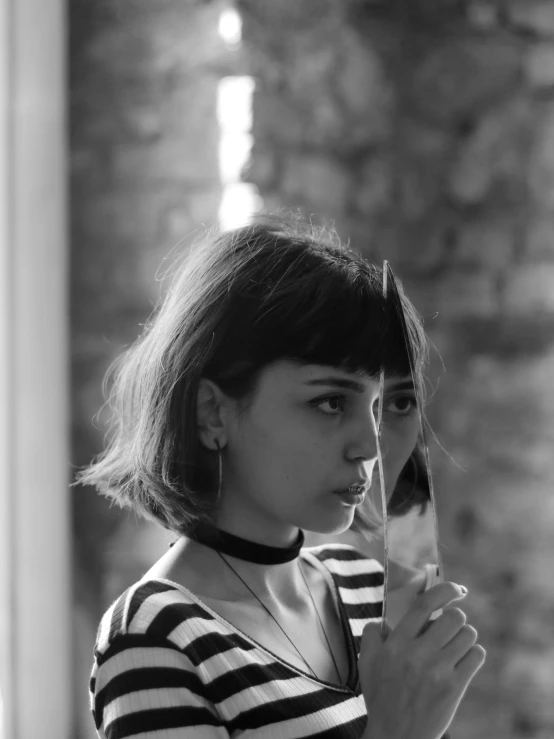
[196,378,228,450]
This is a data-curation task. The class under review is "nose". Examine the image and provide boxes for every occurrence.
[345,406,389,463]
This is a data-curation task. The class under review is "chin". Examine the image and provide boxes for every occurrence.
[301,510,356,538]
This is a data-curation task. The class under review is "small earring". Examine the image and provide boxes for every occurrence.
[214,439,223,504]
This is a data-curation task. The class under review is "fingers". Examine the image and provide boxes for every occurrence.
[427,618,486,687]
[419,607,467,648]
[394,582,468,642]
[437,622,477,663]
[454,644,487,684]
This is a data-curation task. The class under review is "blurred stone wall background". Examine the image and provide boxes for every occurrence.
[70,1,232,735]
[71,1,554,737]
[237,2,554,737]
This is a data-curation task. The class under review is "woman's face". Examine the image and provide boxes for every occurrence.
[217,360,420,542]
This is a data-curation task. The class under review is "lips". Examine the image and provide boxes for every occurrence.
[333,483,367,506]
[333,482,368,496]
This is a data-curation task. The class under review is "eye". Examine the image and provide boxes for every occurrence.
[311,394,346,416]
[385,394,417,417]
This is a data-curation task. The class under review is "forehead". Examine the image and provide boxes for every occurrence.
[260,361,412,389]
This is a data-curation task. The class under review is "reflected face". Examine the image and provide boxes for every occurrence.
[216,361,420,542]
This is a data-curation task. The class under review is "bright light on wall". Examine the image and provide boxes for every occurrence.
[217,7,263,231]
[217,76,253,133]
[220,184,263,230]
[218,7,242,47]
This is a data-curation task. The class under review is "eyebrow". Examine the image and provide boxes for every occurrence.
[303,377,366,392]
[303,377,415,393]
[387,380,416,391]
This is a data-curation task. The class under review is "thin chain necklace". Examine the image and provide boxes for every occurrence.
[217,550,342,683]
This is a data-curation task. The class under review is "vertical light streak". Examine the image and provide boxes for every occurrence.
[217,6,263,231]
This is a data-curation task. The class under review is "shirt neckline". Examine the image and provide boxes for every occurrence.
[301,548,359,691]
[142,548,360,694]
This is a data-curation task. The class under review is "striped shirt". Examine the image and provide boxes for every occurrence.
[90,544,387,738]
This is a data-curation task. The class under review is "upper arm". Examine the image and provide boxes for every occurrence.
[91,635,230,739]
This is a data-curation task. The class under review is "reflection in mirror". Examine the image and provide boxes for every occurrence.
[380,261,444,634]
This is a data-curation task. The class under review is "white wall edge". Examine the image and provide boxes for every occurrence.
[1,0,70,736]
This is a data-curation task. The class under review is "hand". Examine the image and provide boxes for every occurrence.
[358,582,486,739]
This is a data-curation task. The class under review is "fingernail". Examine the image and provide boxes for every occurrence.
[458,585,468,595]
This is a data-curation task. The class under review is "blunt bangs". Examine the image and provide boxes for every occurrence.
[205,234,428,396]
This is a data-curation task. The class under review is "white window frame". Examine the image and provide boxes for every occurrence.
[0,0,70,736]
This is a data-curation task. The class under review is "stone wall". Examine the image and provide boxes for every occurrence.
[70,1,232,735]
[237,1,554,737]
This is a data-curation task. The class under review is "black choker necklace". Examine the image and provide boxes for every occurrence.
[187,521,305,564]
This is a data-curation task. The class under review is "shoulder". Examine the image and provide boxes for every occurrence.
[305,541,382,561]
[303,542,384,581]
[303,544,384,622]
[94,578,216,661]
[91,580,225,737]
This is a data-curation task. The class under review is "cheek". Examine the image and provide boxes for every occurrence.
[234,408,324,480]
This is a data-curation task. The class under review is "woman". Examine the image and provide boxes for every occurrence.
[80,214,485,739]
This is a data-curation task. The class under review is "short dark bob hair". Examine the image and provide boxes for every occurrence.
[77,213,430,536]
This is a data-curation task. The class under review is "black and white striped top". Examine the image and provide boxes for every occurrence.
[90,544,385,738]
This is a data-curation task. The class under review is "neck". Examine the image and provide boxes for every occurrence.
[184,517,311,606]
[213,513,302,550]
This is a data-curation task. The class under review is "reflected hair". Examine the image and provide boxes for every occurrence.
[76,212,430,535]
[387,441,430,519]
